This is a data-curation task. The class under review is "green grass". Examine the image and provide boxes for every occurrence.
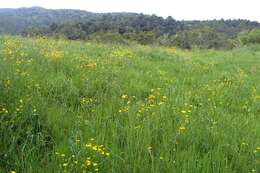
[0,36,259,173]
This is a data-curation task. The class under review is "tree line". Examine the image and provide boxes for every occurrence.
[1,7,260,49]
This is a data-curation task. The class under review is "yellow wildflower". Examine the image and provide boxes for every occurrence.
[49,51,63,61]
[85,160,91,166]
[179,126,186,132]
[121,94,128,99]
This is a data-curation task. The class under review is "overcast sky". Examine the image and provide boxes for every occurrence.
[0,0,259,21]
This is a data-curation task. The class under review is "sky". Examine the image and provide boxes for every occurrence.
[0,0,259,22]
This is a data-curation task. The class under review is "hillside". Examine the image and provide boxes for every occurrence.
[0,36,259,172]
[0,7,259,38]
[0,7,99,34]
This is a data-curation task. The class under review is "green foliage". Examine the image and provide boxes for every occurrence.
[239,29,260,45]
[134,31,156,45]
[170,28,235,49]
[0,7,182,37]
[0,36,260,173]
[1,7,259,44]
[170,31,192,49]
[88,32,131,45]
[1,7,259,50]
[58,23,87,40]
[184,19,260,38]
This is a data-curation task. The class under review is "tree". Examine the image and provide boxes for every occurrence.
[134,31,156,45]
[59,23,86,40]
[239,29,260,45]
[170,31,191,49]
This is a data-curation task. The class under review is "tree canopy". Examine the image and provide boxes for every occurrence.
[1,7,260,49]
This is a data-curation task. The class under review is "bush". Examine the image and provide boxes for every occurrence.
[239,29,260,45]
[59,23,86,40]
[170,31,191,49]
[133,31,156,45]
[170,28,235,49]
[88,32,132,45]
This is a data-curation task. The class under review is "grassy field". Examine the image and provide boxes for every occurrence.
[0,36,259,173]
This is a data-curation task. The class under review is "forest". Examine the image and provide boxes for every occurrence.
[1,7,260,49]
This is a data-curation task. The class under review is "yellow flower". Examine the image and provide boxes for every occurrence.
[158,102,164,105]
[86,62,97,69]
[148,94,156,100]
[92,146,98,151]
[10,171,16,173]
[85,143,92,147]
[179,126,186,132]
[121,94,128,99]
[85,160,91,166]
[49,51,63,61]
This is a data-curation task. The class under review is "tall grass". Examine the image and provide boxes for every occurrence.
[0,36,259,173]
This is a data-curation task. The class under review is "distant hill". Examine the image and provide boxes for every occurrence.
[0,7,153,35]
[0,7,102,34]
[0,7,259,38]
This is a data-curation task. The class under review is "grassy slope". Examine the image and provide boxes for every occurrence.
[0,36,259,173]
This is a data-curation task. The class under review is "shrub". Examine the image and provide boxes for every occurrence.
[239,29,260,45]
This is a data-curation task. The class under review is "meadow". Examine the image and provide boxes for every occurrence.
[0,36,259,173]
